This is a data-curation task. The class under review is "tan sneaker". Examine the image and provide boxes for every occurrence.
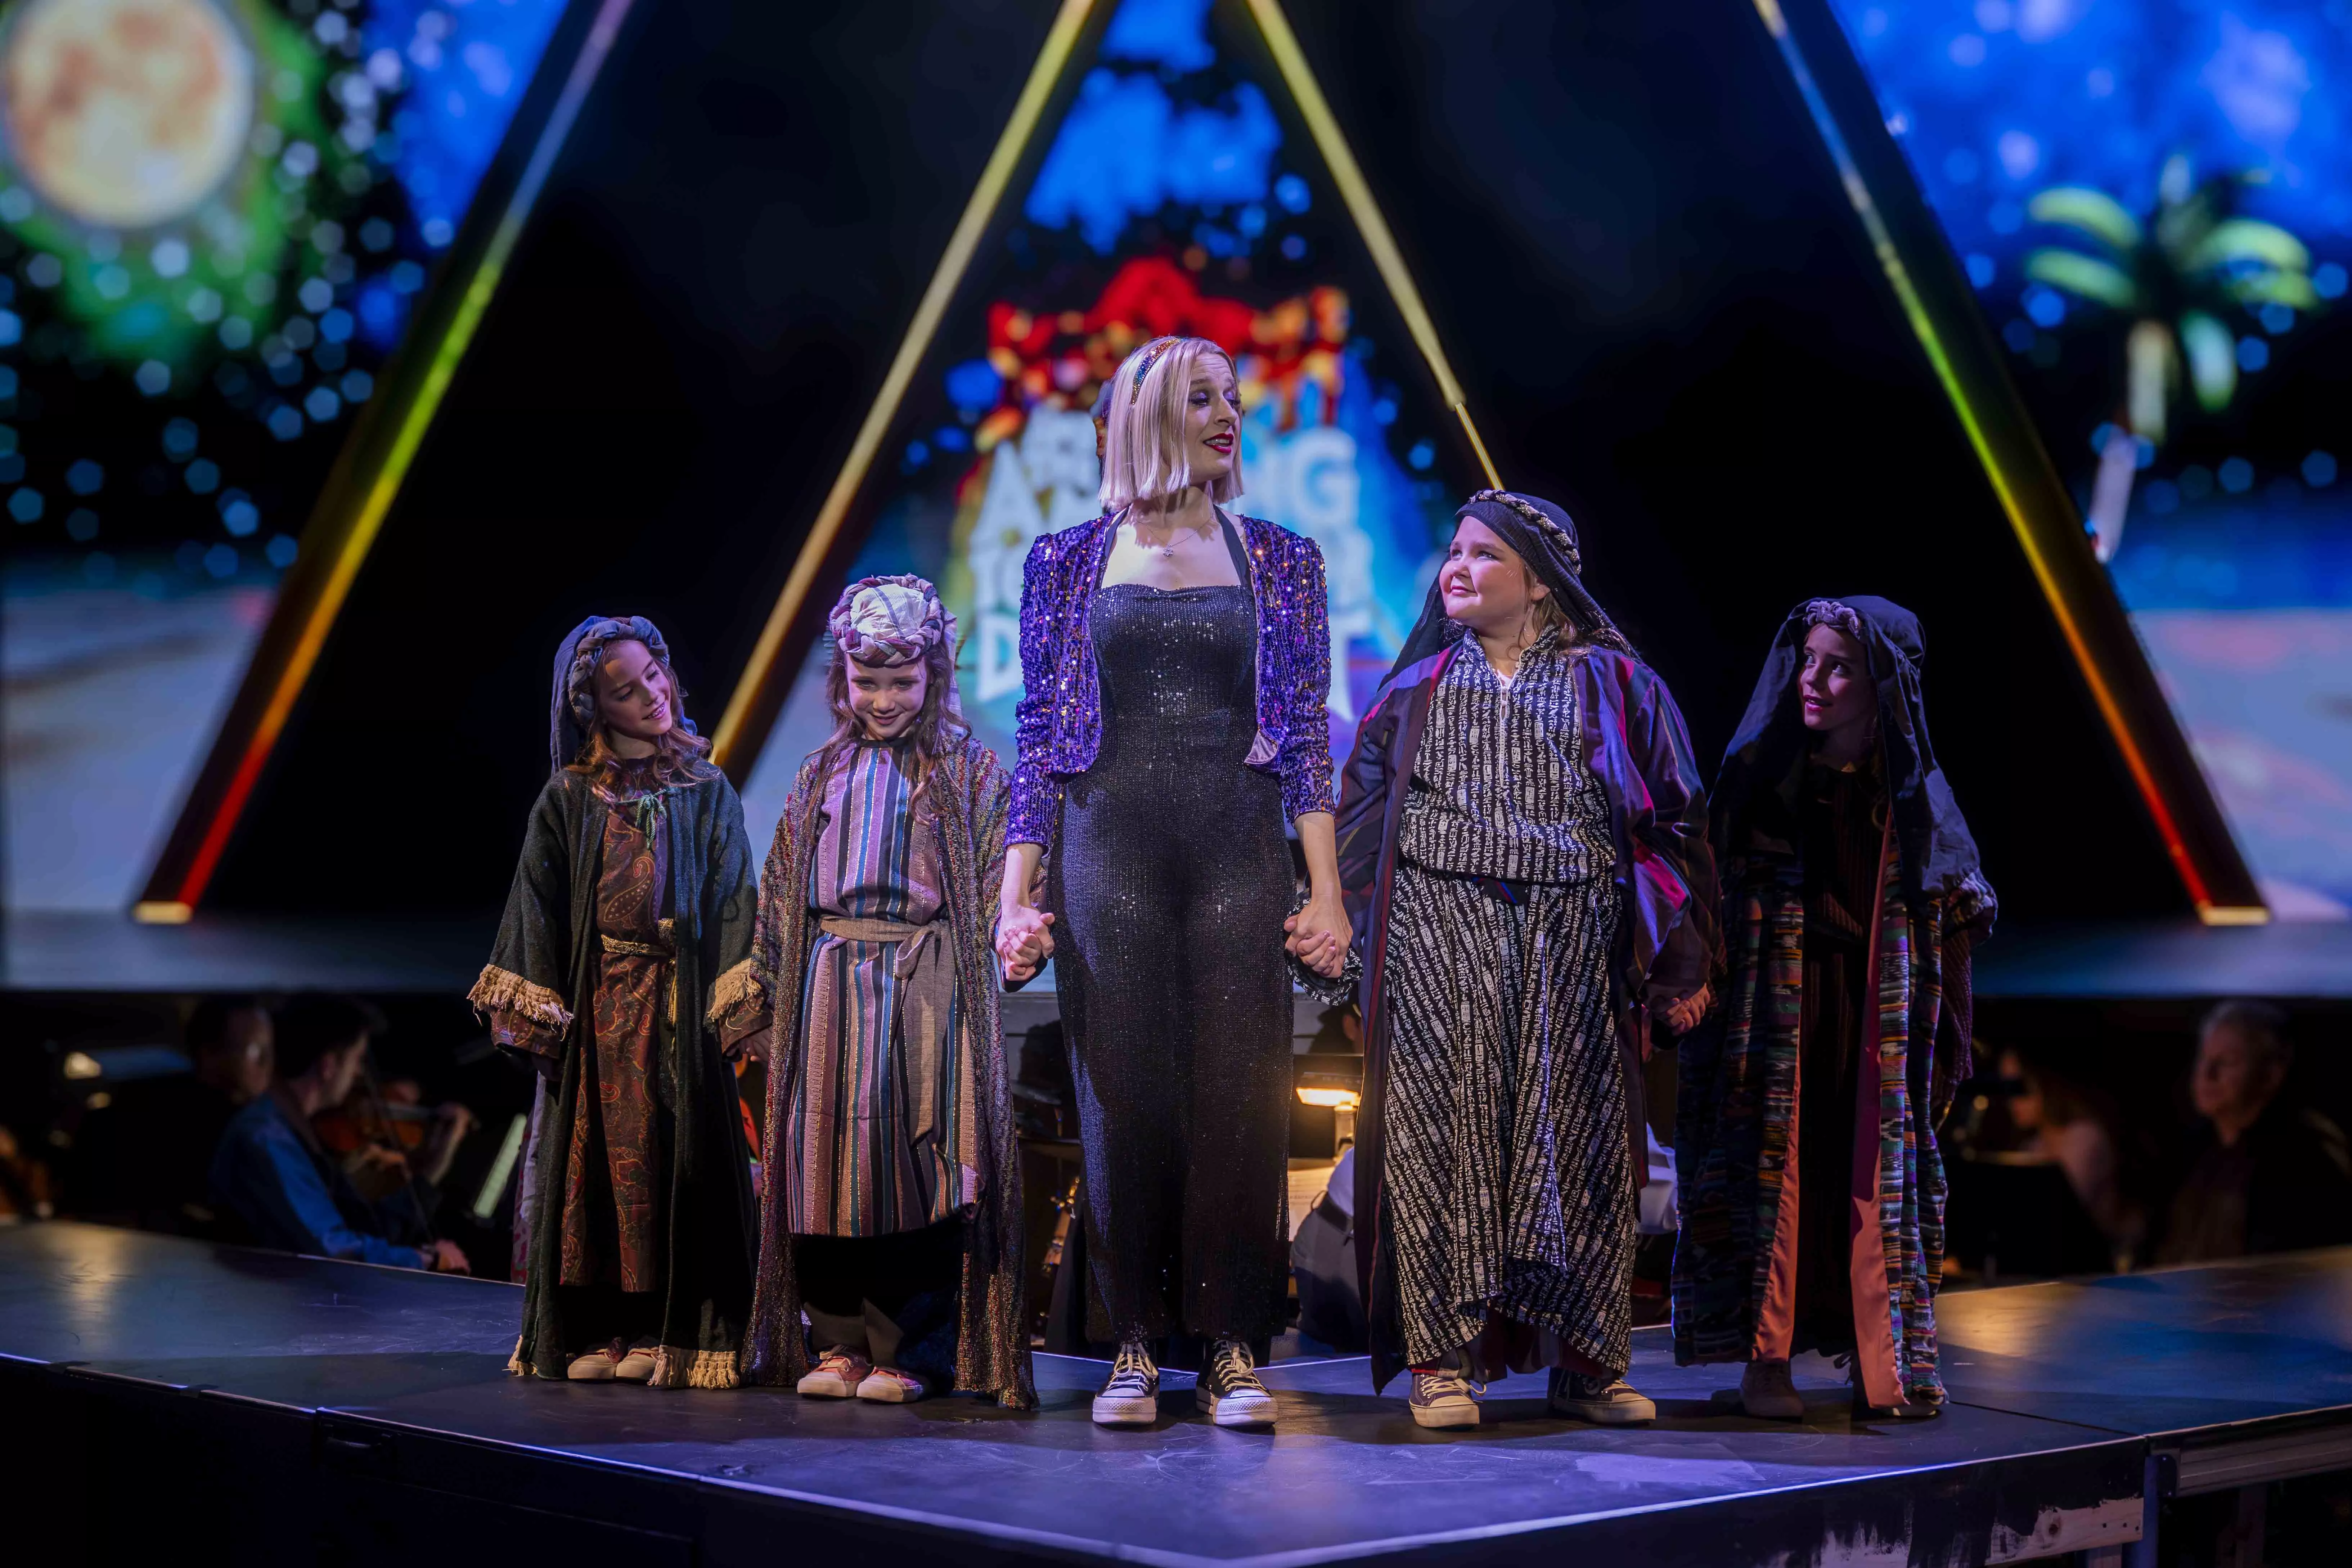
[856,1365,929,1403]
[1550,1370,1656,1424]
[566,1345,620,1381]
[614,1340,657,1383]
[796,1347,872,1398]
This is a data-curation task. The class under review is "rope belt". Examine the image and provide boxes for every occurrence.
[600,934,676,959]
[817,914,949,974]
[599,931,679,1023]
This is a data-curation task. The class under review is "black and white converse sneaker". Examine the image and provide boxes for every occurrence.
[1548,1368,1656,1424]
[1196,1338,1278,1428]
[1091,1340,1160,1427]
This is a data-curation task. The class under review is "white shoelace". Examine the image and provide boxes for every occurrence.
[1104,1343,1156,1395]
[1208,1339,1264,1394]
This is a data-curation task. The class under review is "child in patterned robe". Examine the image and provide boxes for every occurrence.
[474,615,761,1387]
[1330,492,1718,1430]
[738,576,1035,1409]
[1674,596,1994,1420]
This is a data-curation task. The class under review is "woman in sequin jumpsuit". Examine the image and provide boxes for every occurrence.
[996,337,1346,1429]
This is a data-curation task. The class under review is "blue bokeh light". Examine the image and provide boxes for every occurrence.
[1101,0,1214,71]
[1027,72,1282,250]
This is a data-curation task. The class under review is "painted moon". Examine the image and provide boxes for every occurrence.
[1,0,256,230]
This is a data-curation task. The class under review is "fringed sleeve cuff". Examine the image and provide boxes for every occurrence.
[469,965,573,1032]
[707,956,769,1037]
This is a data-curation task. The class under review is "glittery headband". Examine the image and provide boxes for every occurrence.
[1128,337,1178,405]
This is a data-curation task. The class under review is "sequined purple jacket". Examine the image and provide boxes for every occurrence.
[1009,510,1336,846]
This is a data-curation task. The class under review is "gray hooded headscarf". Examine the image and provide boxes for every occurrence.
[549,614,685,773]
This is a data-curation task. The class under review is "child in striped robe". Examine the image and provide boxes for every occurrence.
[738,576,1036,1409]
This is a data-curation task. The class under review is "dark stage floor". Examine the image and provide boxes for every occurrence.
[5,1226,2351,1564]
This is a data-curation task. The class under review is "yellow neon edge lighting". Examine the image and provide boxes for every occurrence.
[166,0,639,905]
[1750,0,2264,926]
[710,0,1102,765]
[1242,0,1503,490]
[715,0,1507,769]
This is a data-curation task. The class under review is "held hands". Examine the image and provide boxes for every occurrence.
[1653,983,1713,1038]
[1284,891,1350,980]
[423,1239,472,1275]
[995,905,1056,983]
[727,1024,775,1065]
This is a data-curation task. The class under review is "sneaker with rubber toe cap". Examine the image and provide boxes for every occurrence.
[1092,1342,1160,1426]
[1408,1368,1481,1429]
[856,1365,929,1403]
[796,1347,872,1399]
[614,1340,657,1383]
[1741,1357,1806,1420]
[1196,1338,1277,1428]
[1550,1369,1656,1424]
[565,1345,620,1381]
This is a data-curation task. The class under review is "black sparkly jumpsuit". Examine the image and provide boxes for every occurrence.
[1048,518,1295,1345]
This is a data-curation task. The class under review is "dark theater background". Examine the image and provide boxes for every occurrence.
[4,2,2349,1564]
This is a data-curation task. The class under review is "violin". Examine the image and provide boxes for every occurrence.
[314,1099,434,1156]
[314,1069,469,1203]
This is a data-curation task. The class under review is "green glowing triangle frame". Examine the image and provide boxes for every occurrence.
[707,0,1504,781]
[138,0,641,920]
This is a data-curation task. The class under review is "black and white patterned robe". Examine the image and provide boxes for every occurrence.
[1380,626,1636,1378]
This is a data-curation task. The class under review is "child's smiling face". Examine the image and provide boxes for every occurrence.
[848,657,928,741]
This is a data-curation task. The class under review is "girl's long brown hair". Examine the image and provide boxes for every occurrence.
[564,640,716,790]
[805,631,970,806]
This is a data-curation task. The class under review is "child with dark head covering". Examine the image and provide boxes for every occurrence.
[1674,597,1995,1419]
[736,575,1035,1410]
[1331,490,1718,1428]
[473,615,761,1386]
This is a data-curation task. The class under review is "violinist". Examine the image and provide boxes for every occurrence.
[211,995,471,1274]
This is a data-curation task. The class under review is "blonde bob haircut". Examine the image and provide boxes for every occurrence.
[1098,335,1245,511]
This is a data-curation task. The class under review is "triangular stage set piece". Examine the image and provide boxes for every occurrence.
[715,0,1499,822]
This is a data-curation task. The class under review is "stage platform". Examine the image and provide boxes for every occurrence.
[4,1226,2349,1565]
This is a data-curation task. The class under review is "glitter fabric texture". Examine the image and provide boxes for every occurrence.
[1009,509,1335,847]
[1047,565,1295,1344]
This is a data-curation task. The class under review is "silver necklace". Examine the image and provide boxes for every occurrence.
[1129,521,1183,558]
